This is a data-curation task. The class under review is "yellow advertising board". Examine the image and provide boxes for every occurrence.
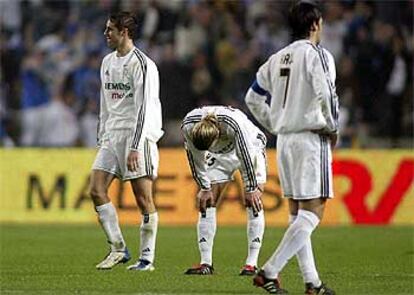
[0,148,413,225]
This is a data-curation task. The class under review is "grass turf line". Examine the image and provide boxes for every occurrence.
[0,224,413,295]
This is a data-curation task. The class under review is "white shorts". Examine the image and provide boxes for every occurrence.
[92,130,159,181]
[206,147,267,186]
[277,132,333,200]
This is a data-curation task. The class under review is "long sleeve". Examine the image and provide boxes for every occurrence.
[182,130,211,190]
[307,47,339,133]
[245,85,273,134]
[223,119,258,193]
[245,60,274,134]
[97,68,108,146]
[130,51,148,150]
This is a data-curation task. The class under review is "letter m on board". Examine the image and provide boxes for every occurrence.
[27,174,66,209]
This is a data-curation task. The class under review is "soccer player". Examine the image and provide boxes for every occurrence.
[90,12,163,271]
[182,106,266,276]
[244,1,338,294]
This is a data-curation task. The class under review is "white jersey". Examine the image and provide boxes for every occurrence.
[98,47,163,149]
[181,106,266,192]
[245,39,339,135]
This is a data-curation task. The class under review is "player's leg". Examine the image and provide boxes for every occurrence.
[241,182,265,276]
[90,169,130,269]
[287,198,322,288]
[299,200,335,295]
[117,137,158,271]
[185,182,227,275]
[258,133,335,294]
[291,198,322,289]
[127,176,157,271]
[241,148,267,275]
[253,133,299,292]
[259,198,323,287]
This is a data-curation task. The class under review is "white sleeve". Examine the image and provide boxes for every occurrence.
[130,57,152,150]
[326,51,339,132]
[182,125,211,191]
[227,121,258,192]
[245,59,274,133]
[97,62,108,146]
[307,48,339,133]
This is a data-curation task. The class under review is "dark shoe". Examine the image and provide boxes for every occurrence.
[253,270,288,294]
[240,264,258,276]
[305,282,335,295]
[184,263,214,275]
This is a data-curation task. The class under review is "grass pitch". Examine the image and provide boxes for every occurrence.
[0,224,413,295]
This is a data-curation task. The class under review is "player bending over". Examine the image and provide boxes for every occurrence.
[182,105,267,276]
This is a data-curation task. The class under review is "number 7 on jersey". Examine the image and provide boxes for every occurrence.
[280,68,290,108]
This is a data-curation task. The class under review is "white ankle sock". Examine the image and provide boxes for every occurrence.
[139,212,158,263]
[290,214,321,287]
[197,207,216,265]
[246,208,265,266]
[263,209,320,279]
[95,202,126,251]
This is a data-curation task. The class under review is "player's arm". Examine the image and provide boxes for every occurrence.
[325,50,340,148]
[182,128,214,213]
[245,60,274,133]
[181,127,211,191]
[130,59,151,152]
[97,62,109,147]
[226,120,258,193]
[308,48,339,136]
[233,126,263,213]
[127,57,152,171]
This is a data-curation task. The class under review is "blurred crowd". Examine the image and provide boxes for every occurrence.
[0,0,412,148]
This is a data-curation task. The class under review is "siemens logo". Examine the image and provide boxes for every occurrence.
[105,82,131,91]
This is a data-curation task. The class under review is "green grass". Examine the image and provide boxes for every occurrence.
[0,224,413,295]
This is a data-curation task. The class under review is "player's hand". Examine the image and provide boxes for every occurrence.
[245,188,263,215]
[127,150,140,172]
[329,133,338,149]
[197,190,214,214]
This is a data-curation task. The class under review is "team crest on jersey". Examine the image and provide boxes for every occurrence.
[123,64,129,78]
[105,69,110,76]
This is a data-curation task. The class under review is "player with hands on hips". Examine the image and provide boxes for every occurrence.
[182,105,267,276]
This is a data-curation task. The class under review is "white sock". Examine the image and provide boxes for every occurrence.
[197,207,216,265]
[139,212,158,263]
[290,215,321,287]
[246,208,265,266]
[95,202,126,251]
[263,209,320,279]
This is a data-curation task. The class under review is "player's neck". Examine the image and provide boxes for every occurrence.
[116,40,134,57]
[308,34,319,46]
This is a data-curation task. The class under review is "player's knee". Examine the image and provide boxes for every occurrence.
[89,186,105,203]
[141,193,154,206]
[138,194,155,212]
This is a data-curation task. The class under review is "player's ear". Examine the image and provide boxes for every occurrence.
[311,18,322,32]
[121,27,128,37]
[310,21,317,32]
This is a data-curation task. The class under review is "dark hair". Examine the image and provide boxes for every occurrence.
[109,12,138,39]
[288,1,322,40]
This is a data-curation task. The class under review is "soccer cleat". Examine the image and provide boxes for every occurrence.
[96,248,131,270]
[184,263,214,275]
[305,282,335,295]
[253,270,288,294]
[240,264,258,276]
[127,259,155,271]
